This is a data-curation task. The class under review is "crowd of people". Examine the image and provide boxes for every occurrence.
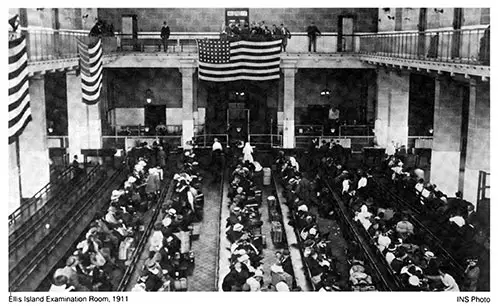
[132,146,205,291]
[49,146,165,292]
[275,151,377,291]
[221,20,322,52]
[296,137,482,291]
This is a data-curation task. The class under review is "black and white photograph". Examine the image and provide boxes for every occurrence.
[5,3,494,302]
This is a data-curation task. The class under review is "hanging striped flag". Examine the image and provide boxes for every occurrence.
[9,36,31,144]
[77,38,103,105]
[197,39,282,82]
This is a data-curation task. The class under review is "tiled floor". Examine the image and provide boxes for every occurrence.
[187,171,223,291]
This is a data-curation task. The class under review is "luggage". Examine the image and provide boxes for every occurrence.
[263,168,271,185]
[118,237,135,261]
[173,277,188,291]
[270,209,281,222]
[174,230,191,254]
[267,196,277,210]
[254,190,262,204]
[271,221,283,245]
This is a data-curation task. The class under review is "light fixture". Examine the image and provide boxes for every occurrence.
[145,88,153,104]
[320,88,331,96]
[428,128,434,135]
[47,127,54,134]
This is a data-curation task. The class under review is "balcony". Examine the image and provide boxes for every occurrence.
[17,27,489,77]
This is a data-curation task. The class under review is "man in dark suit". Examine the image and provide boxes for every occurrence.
[306,21,321,52]
[160,21,170,52]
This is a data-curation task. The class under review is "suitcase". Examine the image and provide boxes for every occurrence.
[270,209,281,222]
[271,221,283,245]
[173,277,188,291]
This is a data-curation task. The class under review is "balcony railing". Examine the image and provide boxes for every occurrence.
[358,27,490,65]
[16,27,489,66]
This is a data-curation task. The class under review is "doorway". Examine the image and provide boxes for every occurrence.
[144,105,166,132]
[338,16,355,52]
[121,14,139,50]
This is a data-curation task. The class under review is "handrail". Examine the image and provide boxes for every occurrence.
[116,177,175,291]
[8,165,74,227]
[370,177,466,279]
[323,177,400,291]
[9,164,104,262]
[9,166,127,291]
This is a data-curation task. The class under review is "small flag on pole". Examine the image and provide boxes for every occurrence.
[77,38,103,105]
[197,39,282,82]
[9,35,31,144]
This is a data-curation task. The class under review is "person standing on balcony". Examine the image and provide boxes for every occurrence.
[281,23,291,52]
[160,21,170,53]
[306,21,321,52]
[89,20,103,37]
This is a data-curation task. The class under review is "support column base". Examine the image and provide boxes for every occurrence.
[283,119,295,149]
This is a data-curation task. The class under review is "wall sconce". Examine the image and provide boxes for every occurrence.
[47,127,54,134]
[145,88,153,104]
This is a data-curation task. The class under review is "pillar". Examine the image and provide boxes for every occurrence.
[463,79,490,205]
[430,77,463,196]
[18,74,51,198]
[9,141,21,214]
[67,70,102,161]
[180,64,195,148]
[282,61,297,149]
[375,69,410,148]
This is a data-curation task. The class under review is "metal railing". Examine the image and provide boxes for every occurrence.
[193,133,229,148]
[16,27,489,67]
[358,27,490,65]
[9,164,106,272]
[102,135,183,152]
[8,165,75,229]
[110,124,182,137]
[248,134,283,148]
[9,166,126,291]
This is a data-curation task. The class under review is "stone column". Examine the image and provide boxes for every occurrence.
[430,76,463,196]
[282,61,297,149]
[67,70,87,160]
[9,142,20,214]
[180,63,195,149]
[463,79,490,205]
[18,74,50,198]
[375,69,410,149]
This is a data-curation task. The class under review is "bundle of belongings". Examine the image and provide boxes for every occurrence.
[222,160,266,291]
[50,149,164,292]
[132,147,204,292]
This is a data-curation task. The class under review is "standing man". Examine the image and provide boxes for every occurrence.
[306,21,321,52]
[160,21,170,53]
[281,23,291,52]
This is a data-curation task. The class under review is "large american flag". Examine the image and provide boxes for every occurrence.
[9,36,31,144]
[197,39,282,82]
[77,38,103,105]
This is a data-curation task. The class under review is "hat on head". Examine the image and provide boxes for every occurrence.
[424,251,435,259]
[108,206,118,213]
[127,176,137,184]
[387,244,397,252]
[66,256,78,267]
[408,275,420,287]
[276,282,290,292]
[168,208,177,215]
[146,259,156,269]
[233,223,244,232]
[237,254,250,263]
[232,206,241,213]
[236,187,244,194]
[53,275,68,287]
[254,269,264,278]
[298,204,308,212]
[282,250,290,256]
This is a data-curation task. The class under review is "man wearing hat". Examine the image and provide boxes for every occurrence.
[279,250,294,278]
[226,223,245,243]
[49,275,75,292]
[143,259,166,291]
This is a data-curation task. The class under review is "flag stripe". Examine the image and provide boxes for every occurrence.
[198,39,282,82]
[78,38,103,105]
[8,36,31,144]
[198,60,281,69]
